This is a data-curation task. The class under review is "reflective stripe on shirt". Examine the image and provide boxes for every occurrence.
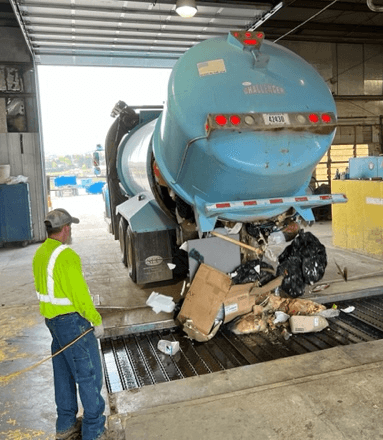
[36,244,73,306]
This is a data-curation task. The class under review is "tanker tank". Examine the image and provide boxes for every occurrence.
[103,30,347,285]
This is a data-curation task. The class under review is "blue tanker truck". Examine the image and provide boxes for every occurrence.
[102,30,347,285]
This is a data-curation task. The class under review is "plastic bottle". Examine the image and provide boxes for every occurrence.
[345,167,350,179]
[157,340,180,355]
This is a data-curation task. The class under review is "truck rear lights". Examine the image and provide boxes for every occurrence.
[215,115,227,126]
[229,30,264,50]
[244,39,258,46]
[205,111,336,136]
[230,115,241,125]
[321,113,332,123]
[309,114,319,123]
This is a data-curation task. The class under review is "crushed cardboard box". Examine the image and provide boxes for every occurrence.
[176,263,283,342]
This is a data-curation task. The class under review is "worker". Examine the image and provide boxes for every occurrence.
[32,208,108,440]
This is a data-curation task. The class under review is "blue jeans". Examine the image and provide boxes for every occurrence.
[45,313,106,440]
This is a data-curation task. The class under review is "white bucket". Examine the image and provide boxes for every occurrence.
[0,164,10,182]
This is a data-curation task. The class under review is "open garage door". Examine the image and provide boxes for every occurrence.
[314,118,383,186]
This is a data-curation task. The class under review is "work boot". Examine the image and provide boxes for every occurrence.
[56,418,82,440]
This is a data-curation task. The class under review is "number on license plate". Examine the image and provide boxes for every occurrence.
[263,113,290,125]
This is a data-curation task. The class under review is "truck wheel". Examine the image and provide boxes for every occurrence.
[118,217,128,267]
[126,226,137,283]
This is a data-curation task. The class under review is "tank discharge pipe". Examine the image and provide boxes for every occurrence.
[175,135,207,183]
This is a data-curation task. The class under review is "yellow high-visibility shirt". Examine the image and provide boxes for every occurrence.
[32,238,102,326]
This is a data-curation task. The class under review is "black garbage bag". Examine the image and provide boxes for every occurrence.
[231,259,275,286]
[276,230,327,297]
[276,256,306,298]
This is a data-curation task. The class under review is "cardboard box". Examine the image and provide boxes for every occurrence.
[176,263,282,342]
[223,276,283,323]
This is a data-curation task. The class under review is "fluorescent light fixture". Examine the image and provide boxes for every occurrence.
[176,0,197,18]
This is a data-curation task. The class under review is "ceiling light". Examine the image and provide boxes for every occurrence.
[176,0,197,18]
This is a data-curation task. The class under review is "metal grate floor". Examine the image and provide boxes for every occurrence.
[100,294,383,394]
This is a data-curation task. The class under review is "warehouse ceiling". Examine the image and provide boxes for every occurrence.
[2,0,383,67]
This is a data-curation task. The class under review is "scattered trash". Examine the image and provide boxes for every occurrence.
[176,264,282,341]
[180,280,187,297]
[167,263,176,270]
[332,304,338,309]
[264,295,326,316]
[230,314,267,335]
[311,283,330,292]
[179,242,188,252]
[146,292,175,314]
[157,339,180,355]
[228,294,326,336]
[341,306,355,314]
[264,247,278,262]
[289,315,329,333]
[277,230,327,298]
[281,328,292,340]
[334,260,348,281]
[273,311,290,324]
[230,259,275,286]
[268,230,286,245]
[318,308,340,318]
[225,222,243,235]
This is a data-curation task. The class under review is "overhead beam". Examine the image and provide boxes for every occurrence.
[25,25,223,38]
[34,47,183,57]
[32,43,189,53]
[286,0,379,13]
[261,19,383,36]
[20,14,245,30]
[30,34,200,45]
[19,2,265,21]
[32,41,193,51]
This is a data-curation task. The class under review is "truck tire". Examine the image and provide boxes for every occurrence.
[118,217,128,266]
[126,226,137,283]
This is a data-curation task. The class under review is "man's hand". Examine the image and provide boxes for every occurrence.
[93,323,104,339]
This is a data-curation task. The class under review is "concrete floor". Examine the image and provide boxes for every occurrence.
[1,193,383,439]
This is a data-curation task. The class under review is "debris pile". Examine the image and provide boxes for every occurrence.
[229,294,327,336]
[176,263,333,342]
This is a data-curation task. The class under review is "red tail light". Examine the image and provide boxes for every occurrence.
[215,115,227,126]
[230,115,241,125]
[309,114,319,123]
[244,39,258,46]
[321,113,332,123]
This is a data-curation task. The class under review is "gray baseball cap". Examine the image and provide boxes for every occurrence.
[44,208,80,229]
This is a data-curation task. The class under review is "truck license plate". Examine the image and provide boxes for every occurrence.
[263,113,290,125]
